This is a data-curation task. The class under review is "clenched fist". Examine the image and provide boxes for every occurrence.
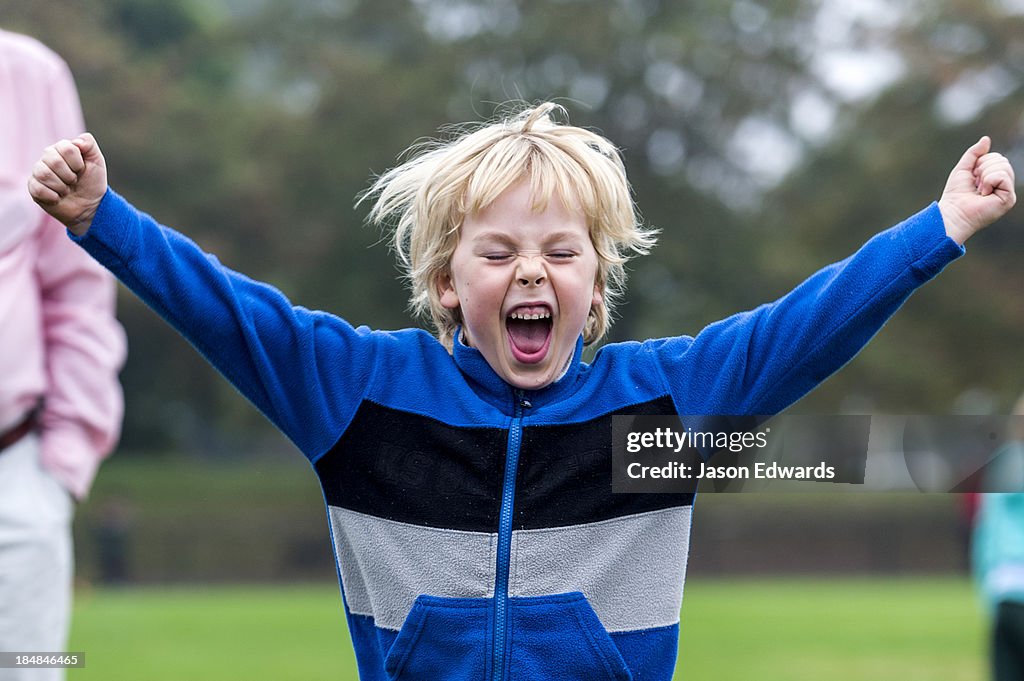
[27,133,107,236]
[938,136,1016,245]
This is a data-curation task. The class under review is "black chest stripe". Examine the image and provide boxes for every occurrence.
[316,401,507,532]
[515,395,692,530]
[316,396,693,533]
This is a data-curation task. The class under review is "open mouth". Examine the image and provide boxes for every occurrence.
[506,305,553,364]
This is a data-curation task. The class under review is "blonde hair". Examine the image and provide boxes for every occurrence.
[361,102,658,349]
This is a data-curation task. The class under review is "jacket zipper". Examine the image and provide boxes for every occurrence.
[492,390,530,680]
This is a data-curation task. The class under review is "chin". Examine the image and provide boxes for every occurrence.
[503,352,567,391]
[508,372,555,390]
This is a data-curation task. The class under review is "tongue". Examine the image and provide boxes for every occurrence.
[508,318,549,355]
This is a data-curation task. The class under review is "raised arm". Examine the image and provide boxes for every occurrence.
[653,138,1016,416]
[28,135,378,460]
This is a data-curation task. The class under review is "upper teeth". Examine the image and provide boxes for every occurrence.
[509,311,551,320]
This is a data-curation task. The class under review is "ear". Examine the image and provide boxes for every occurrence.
[438,272,460,310]
[591,282,603,309]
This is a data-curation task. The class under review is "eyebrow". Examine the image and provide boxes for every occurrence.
[470,230,587,246]
[470,231,517,246]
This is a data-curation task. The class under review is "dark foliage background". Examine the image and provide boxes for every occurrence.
[5,0,1023,457]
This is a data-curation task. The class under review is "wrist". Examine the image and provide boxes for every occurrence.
[937,199,971,245]
[66,199,101,237]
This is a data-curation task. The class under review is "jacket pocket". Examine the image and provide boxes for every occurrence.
[384,595,492,680]
[508,592,633,681]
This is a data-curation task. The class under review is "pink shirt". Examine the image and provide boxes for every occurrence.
[0,30,125,499]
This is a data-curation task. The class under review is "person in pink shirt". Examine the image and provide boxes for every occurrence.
[0,29,125,680]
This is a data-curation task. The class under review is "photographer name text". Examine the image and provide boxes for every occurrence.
[627,461,837,480]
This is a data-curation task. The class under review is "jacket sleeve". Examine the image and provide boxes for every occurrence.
[72,188,379,460]
[648,203,964,416]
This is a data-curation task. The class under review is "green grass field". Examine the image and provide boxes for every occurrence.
[66,578,986,680]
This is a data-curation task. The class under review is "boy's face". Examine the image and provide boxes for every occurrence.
[440,180,602,391]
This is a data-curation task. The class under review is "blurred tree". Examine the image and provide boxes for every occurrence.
[2,0,1021,456]
[398,0,827,339]
[764,0,1024,411]
[3,0,285,453]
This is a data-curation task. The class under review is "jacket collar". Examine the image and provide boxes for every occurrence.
[451,326,585,414]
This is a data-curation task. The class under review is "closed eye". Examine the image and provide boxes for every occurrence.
[547,252,577,260]
[483,253,513,262]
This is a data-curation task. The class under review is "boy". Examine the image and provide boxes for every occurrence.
[29,104,1015,680]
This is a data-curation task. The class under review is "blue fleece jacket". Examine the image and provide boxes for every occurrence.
[75,190,962,681]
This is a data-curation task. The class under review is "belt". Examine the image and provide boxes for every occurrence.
[0,409,39,452]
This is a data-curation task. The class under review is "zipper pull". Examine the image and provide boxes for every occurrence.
[514,389,532,410]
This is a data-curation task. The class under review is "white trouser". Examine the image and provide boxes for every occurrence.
[0,434,73,681]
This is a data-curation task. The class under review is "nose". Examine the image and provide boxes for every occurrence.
[516,255,546,287]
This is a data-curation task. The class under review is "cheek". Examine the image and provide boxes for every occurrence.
[469,273,509,306]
